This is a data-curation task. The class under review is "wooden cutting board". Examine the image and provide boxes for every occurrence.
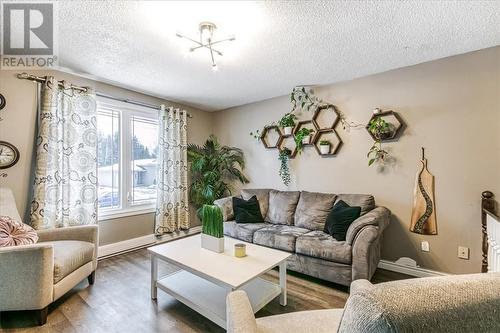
[410,157,437,235]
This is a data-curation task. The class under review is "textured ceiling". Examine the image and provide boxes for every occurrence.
[57,1,500,111]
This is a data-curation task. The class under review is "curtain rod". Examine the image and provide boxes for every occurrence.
[16,73,193,118]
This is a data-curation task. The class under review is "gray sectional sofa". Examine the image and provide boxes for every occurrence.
[215,189,391,286]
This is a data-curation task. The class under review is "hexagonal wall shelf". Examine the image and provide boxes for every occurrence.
[313,130,342,156]
[313,104,340,131]
[294,120,317,146]
[279,135,298,158]
[260,126,282,149]
[366,110,404,142]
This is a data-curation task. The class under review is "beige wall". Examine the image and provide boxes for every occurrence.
[213,46,500,274]
[0,69,212,245]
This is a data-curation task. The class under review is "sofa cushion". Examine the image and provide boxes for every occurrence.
[214,196,235,222]
[0,216,38,247]
[233,196,264,223]
[324,200,361,241]
[253,225,309,252]
[257,308,344,333]
[44,240,94,283]
[294,191,337,231]
[266,190,301,225]
[336,194,375,215]
[223,221,268,243]
[241,189,272,218]
[296,230,352,264]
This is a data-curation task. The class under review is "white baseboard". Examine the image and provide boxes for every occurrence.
[378,259,449,277]
[98,226,202,259]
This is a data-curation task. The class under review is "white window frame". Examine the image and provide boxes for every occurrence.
[97,98,159,221]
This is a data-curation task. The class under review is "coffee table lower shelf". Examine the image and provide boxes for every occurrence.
[156,270,281,329]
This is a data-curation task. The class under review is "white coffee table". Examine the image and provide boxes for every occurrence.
[148,234,291,329]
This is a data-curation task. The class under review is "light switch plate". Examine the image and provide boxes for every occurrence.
[458,246,470,260]
[421,241,430,252]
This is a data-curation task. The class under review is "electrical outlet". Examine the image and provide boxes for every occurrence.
[458,246,470,260]
[421,241,430,252]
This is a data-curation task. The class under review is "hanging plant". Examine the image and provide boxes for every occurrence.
[278,148,292,186]
[290,86,320,112]
[290,87,363,131]
[367,141,389,166]
[249,129,261,141]
[294,128,315,153]
[368,117,392,140]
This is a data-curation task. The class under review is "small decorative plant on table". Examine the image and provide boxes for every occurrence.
[201,204,224,253]
[278,148,292,186]
[294,128,315,153]
[278,113,297,136]
[367,117,392,166]
[319,140,331,155]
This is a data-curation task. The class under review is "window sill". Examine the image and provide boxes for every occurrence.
[98,207,156,221]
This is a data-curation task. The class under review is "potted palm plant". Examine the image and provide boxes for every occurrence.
[319,140,331,154]
[201,204,224,253]
[187,135,249,218]
[278,113,297,135]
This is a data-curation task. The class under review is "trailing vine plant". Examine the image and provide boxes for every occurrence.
[251,86,365,184]
[294,127,315,154]
[278,148,292,186]
[290,87,363,131]
[367,117,391,166]
[290,87,321,112]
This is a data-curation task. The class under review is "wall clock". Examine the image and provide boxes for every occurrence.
[0,93,5,110]
[0,141,20,169]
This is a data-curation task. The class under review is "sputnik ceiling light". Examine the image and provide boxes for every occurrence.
[176,22,235,71]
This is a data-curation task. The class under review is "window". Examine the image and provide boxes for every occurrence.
[97,100,159,220]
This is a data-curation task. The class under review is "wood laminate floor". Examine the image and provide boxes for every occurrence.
[0,249,412,333]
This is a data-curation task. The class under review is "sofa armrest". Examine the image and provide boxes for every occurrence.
[0,244,54,311]
[351,225,381,281]
[339,273,500,333]
[346,207,390,245]
[226,290,259,333]
[37,225,98,244]
[214,196,234,222]
[37,225,99,262]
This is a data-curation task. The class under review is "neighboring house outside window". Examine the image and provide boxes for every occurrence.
[96,98,159,220]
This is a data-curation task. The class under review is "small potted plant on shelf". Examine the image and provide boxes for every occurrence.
[368,117,393,140]
[295,127,315,146]
[278,113,297,136]
[201,204,224,253]
[319,140,331,154]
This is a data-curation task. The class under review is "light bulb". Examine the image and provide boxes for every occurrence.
[212,64,218,72]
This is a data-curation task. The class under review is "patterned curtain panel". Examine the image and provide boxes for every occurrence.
[30,77,98,230]
[155,105,189,234]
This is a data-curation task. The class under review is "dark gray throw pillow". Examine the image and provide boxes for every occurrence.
[233,196,264,223]
[324,200,361,241]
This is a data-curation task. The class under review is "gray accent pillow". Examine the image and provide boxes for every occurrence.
[336,194,375,216]
[295,191,337,231]
[266,190,301,225]
[241,189,271,218]
[213,196,236,222]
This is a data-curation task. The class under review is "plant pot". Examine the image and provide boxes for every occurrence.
[283,126,293,136]
[201,233,224,253]
[302,135,312,144]
[320,145,330,154]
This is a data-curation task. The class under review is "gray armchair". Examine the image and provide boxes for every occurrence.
[0,187,98,325]
[227,272,500,333]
